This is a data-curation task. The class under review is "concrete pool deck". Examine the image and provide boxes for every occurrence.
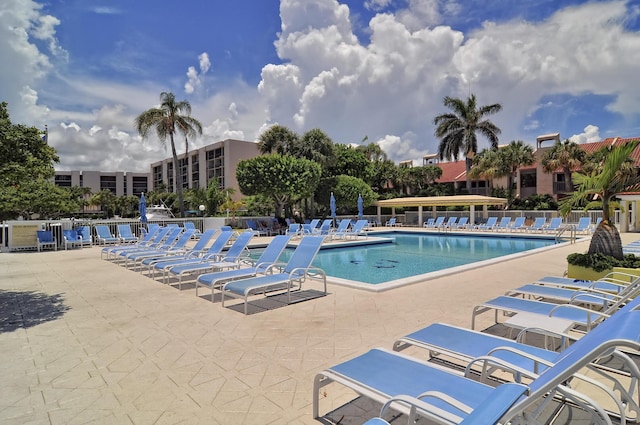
[1,231,639,424]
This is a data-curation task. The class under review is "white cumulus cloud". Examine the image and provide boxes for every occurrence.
[569,125,601,144]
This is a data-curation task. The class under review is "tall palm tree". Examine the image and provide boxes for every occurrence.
[468,148,503,192]
[560,140,640,259]
[135,92,202,217]
[434,94,502,191]
[540,139,585,193]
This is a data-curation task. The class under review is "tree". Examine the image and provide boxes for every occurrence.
[356,142,387,162]
[236,154,321,217]
[135,92,202,217]
[293,128,335,168]
[541,139,586,193]
[501,140,535,194]
[468,148,503,191]
[560,140,640,259]
[257,124,299,155]
[434,94,502,190]
[90,190,118,218]
[316,175,376,216]
[327,144,374,182]
[0,102,64,219]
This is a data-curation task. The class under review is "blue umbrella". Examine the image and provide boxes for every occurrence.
[357,194,363,220]
[330,192,336,218]
[139,193,148,223]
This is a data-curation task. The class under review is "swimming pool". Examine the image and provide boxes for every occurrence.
[265,231,561,290]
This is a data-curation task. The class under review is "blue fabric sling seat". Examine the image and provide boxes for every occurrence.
[315,309,640,424]
[150,230,234,283]
[195,234,291,301]
[140,228,216,276]
[166,231,254,289]
[221,235,326,314]
[101,226,164,260]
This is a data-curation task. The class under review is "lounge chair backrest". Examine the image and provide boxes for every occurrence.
[220,225,233,232]
[37,230,54,243]
[302,224,314,234]
[424,218,434,226]
[117,224,135,238]
[95,225,114,238]
[548,217,562,228]
[433,217,445,226]
[171,228,196,248]
[63,229,79,240]
[205,231,234,255]
[148,227,171,244]
[287,223,301,233]
[283,236,324,275]
[576,217,591,230]
[335,219,351,232]
[531,217,546,228]
[308,219,320,229]
[190,229,216,252]
[511,217,525,227]
[446,217,457,226]
[485,217,498,226]
[160,227,183,246]
[498,217,511,227]
[457,217,468,226]
[184,221,196,230]
[221,231,254,261]
[318,221,332,234]
[255,235,291,272]
[352,220,368,232]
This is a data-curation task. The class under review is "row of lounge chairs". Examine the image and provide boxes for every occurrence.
[280,219,369,240]
[101,224,328,314]
[315,270,640,424]
[421,216,598,234]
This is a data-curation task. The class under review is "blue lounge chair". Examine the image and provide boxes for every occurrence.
[315,219,332,235]
[471,277,640,330]
[196,235,292,301]
[37,230,57,252]
[526,217,547,232]
[474,216,498,231]
[285,223,302,237]
[534,272,638,293]
[575,217,591,234]
[62,229,83,250]
[443,216,457,228]
[507,216,526,232]
[77,226,93,247]
[117,224,139,244]
[307,219,320,231]
[183,221,203,239]
[544,217,563,233]
[101,226,167,260]
[330,219,351,237]
[315,309,640,424]
[167,231,254,288]
[494,217,511,231]
[140,228,216,274]
[221,235,326,314]
[151,230,234,281]
[592,217,603,232]
[128,228,196,269]
[422,218,435,227]
[385,217,397,227]
[451,216,468,229]
[246,219,270,236]
[424,216,445,229]
[120,227,184,266]
[333,219,368,240]
[95,225,120,245]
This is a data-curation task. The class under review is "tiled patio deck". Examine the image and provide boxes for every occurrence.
[1,232,638,424]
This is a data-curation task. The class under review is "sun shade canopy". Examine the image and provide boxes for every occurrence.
[375,195,508,208]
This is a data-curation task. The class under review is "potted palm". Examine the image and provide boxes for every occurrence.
[559,140,640,279]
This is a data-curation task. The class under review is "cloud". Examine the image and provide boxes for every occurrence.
[184,52,211,94]
[569,125,601,144]
[60,122,81,132]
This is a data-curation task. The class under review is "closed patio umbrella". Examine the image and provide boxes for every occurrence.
[139,193,147,223]
[357,194,363,220]
[330,192,336,218]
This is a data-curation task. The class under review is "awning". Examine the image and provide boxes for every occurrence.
[375,195,508,208]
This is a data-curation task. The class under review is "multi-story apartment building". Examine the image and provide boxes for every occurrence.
[53,170,150,196]
[148,138,260,200]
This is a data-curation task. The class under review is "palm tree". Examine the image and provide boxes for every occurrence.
[560,140,640,259]
[468,148,503,192]
[135,92,202,217]
[501,140,535,196]
[434,94,502,191]
[257,124,298,155]
[540,139,585,193]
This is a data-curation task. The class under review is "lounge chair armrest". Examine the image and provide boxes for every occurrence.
[464,355,538,382]
[569,291,619,304]
[548,304,610,327]
[486,346,555,367]
[516,327,577,346]
[379,393,468,424]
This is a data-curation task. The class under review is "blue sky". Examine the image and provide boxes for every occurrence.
[2,0,640,172]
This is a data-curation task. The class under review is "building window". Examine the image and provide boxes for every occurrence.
[167,162,174,192]
[153,165,163,189]
[100,176,117,193]
[520,171,537,188]
[54,174,72,187]
[132,176,148,196]
[206,147,225,188]
[191,154,199,189]
[178,157,188,189]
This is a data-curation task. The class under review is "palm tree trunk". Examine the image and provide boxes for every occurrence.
[588,222,623,260]
[465,157,472,194]
[169,133,186,217]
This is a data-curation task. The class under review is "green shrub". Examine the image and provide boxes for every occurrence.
[567,253,640,272]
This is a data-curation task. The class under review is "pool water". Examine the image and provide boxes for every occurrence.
[266,232,557,284]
